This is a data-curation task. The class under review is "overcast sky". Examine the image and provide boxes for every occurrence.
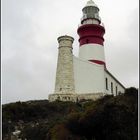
[2,0,139,104]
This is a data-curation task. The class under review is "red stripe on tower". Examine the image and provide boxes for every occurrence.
[89,59,106,68]
[89,59,105,65]
[77,24,105,46]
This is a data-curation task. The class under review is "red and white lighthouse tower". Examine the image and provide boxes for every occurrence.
[77,0,106,67]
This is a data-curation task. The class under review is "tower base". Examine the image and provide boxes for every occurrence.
[49,93,104,102]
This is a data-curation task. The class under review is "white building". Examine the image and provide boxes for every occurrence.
[49,0,125,102]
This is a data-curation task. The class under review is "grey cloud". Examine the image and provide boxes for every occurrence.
[105,8,138,88]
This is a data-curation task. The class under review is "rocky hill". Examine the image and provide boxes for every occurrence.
[2,87,138,140]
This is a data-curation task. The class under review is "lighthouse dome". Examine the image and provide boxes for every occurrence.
[85,0,98,8]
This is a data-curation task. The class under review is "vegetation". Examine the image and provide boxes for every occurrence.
[2,87,138,140]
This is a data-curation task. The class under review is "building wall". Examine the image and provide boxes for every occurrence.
[49,35,126,102]
[73,56,105,94]
[104,71,125,95]
[77,93,104,101]
[49,55,125,102]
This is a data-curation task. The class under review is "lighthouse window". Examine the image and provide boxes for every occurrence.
[93,8,98,13]
[89,7,92,13]
[105,78,108,90]
[84,8,88,14]
[111,82,113,93]
[116,86,118,95]
[87,8,90,13]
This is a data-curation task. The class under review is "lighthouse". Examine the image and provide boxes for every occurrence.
[49,0,125,102]
[78,0,106,67]
[73,0,106,95]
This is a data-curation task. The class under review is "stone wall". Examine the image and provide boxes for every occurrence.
[49,93,104,102]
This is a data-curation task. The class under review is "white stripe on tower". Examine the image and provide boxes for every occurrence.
[79,43,105,65]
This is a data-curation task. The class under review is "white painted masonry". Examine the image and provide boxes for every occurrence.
[73,56,105,94]
[79,44,105,62]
